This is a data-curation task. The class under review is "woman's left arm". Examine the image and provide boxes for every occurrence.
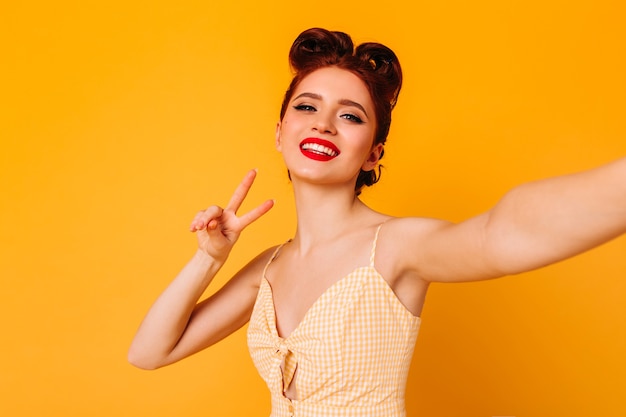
[404,157,626,283]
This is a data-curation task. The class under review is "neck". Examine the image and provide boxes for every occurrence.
[289,180,368,251]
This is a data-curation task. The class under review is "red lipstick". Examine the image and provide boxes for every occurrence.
[299,138,341,161]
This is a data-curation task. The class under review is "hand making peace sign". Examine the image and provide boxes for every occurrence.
[189,169,274,262]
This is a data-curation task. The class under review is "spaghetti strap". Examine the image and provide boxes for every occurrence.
[262,240,291,278]
[369,222,386,268]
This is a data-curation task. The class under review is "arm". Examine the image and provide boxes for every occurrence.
[399,157,626,283]
[127,170,274,369]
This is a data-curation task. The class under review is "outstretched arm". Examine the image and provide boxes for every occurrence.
[483,157,626,275]
[128,170,274,369]
[400,157,626,283]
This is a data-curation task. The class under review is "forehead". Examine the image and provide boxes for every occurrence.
[293,67,373,107]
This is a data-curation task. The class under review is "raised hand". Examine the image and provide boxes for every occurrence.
[189,169,274,262]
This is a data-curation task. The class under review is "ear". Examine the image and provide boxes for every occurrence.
[361,143,383,171]
[275,121,282,152]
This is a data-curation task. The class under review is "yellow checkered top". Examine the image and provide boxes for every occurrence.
[248,224,421,417]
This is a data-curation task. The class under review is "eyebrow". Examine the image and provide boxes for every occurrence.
[293,92,368,117]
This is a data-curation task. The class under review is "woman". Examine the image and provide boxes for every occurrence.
[128,28,626,417]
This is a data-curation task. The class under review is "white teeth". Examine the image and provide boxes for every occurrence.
[301,143,338,157]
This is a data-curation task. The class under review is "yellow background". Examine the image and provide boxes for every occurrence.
[2,1,625,416]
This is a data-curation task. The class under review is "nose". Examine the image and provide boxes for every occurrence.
[312,111,336,135]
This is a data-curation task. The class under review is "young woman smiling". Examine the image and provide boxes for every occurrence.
[129,28,626,417]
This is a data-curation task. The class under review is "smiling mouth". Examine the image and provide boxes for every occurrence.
[299,138,340,161]
[301,143,339,157]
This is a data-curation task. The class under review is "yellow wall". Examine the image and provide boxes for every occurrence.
[1,1,624,416]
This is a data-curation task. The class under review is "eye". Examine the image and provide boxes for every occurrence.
[294,104,316,112]
[341,113,364,124]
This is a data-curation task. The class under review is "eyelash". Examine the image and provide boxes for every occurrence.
[293,104,364,124]
[294,104,316,112]
[342,114,364,124]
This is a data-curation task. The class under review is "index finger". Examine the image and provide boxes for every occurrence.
[224,169,258,213]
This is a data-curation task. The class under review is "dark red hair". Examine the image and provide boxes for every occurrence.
[279,28,402,194]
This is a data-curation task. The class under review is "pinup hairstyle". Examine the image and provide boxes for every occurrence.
[280,28,402,195]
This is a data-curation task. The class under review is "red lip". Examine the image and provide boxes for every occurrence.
[299,138,340,161]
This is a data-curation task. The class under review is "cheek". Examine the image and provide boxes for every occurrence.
[354,130,377,153]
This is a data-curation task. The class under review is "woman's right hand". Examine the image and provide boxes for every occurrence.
[189,169,274,262]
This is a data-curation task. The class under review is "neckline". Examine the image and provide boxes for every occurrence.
[262,266,372,340]
[261,265,420,341]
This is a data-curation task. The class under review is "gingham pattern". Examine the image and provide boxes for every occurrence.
[247,225,421,417]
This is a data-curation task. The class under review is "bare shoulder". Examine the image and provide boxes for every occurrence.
[378,214,504,283]
[378,216,452,266]
[380,216,453,253]
[230,244,284,289]
[375,216,457,282]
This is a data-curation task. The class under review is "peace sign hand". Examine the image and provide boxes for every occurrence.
[189,169,274,262]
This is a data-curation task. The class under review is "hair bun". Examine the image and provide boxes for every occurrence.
[355,43,401,109]
[289,28,354,71]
